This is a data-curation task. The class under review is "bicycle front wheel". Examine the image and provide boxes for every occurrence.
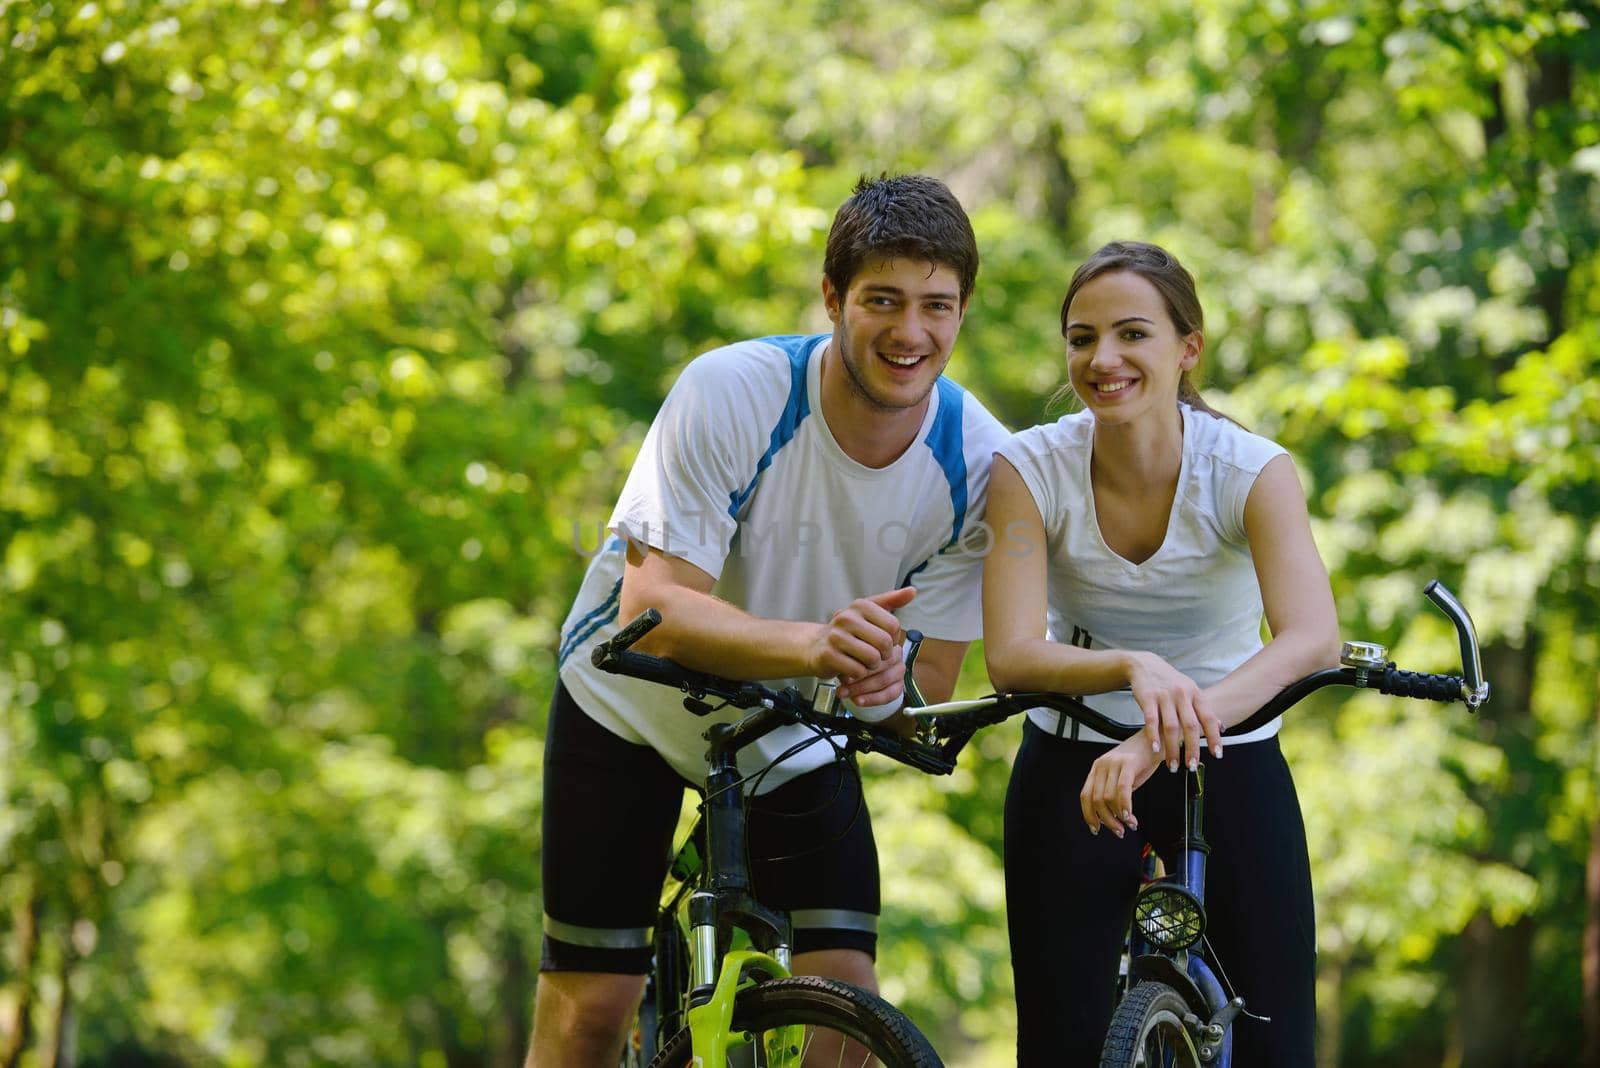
[1098,981,1203,1068]
[648,975,941,1068]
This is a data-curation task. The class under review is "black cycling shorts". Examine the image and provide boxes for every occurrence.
[540,680,881,974]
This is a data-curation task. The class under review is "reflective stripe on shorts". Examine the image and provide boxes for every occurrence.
[542,913,652,950]
[789,908,878,934]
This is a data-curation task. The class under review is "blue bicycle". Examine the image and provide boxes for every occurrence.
[900,580,1488,1067]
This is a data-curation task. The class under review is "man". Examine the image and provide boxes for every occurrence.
[531,174,1008,1066]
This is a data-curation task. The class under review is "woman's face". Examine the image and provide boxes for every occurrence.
[1063,270,1200,426]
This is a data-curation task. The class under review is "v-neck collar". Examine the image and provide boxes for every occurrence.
[1083,405,1192,571]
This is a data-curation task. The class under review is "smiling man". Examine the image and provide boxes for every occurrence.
[530,175,1009,1066]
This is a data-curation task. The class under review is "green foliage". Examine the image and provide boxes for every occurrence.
[1,0,1595,1065]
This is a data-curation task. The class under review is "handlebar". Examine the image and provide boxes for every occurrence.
[589,581,1489,777]
[593,608,723,700]
[1423,580,1490,709]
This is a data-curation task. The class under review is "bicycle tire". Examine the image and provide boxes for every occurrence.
[1098,981,1203,1068]
[647,975,942,1067]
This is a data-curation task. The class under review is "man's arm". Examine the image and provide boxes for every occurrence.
[619,543,914,685]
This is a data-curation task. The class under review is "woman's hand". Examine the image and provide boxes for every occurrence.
[1080,735,1163,837]
[1126,651,1223,772]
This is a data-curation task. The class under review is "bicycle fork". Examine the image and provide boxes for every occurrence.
[1128,765,1251,1065]
[683,740,799,1067]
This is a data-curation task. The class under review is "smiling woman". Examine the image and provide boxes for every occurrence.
[1063,269,1196,425]
[983,240,1340,1066]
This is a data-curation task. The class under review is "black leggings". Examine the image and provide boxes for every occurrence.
[1005,721,1316,1067]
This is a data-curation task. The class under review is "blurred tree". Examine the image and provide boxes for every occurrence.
[1,0,820,1062]
[0,0,1594,1064]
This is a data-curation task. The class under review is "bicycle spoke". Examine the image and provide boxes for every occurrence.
[755,1023,885,1067]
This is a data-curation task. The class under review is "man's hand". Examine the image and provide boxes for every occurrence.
[837,644,905,709]
[809,586,915,684]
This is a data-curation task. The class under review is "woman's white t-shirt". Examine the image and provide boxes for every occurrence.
[995,404,1288,745]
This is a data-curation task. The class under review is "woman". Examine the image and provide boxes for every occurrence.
[983,241,1340,1065]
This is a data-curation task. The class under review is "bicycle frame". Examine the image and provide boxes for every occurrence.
[638,714,803,1068]
[1119,765,1243,1066]
[902,579,1488,1065]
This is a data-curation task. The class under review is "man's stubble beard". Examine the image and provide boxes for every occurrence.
[833,315,939,414]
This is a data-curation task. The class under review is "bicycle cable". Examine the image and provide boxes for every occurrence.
[1182,766,1269,1023]
[696,712,845,808]
[1197,928,1272,1024]
[697,709,876,869]
[729,717,870,866]
[1181,768,1191,883]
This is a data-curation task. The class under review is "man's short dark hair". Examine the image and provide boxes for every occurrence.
[823,174,979,306]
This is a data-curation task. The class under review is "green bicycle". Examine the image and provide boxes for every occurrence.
[593,610,947,1068]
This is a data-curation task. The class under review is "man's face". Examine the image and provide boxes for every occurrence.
[823,256,966,412]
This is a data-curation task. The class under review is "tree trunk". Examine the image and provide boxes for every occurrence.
[1040,118,1077,238]
[0,892,41,1068]
[1454,913,1535,1068]
[1531,43,1573,344]
[1315,954,1345,1068]
[50,995,75,1068]
[1584,700,1600,1066]
[1451,640,1538,1068]
[37,951,74,1068]
[495,931,532,1068]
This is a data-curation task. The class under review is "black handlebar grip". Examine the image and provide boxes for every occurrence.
[591,609,662,671]
[1377,668,1464,703]
[611,608,662,652]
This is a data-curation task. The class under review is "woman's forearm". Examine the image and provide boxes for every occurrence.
[1206,627,1341,727]
[985,636,1133,696]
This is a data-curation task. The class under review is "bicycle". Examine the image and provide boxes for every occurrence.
[1085,580,1487,1067]
[591,610,967,1068]
[892,579,1489,1067]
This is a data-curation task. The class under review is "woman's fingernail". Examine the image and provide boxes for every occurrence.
[1090,825,1100,836]
[1189,759,1198,772]
[1152,739,1161,752]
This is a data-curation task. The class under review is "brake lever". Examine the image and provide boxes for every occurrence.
[902,630,927,710]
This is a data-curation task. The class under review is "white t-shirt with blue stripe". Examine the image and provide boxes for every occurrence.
[557,333,1010,789]
[996,404,1289,745]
